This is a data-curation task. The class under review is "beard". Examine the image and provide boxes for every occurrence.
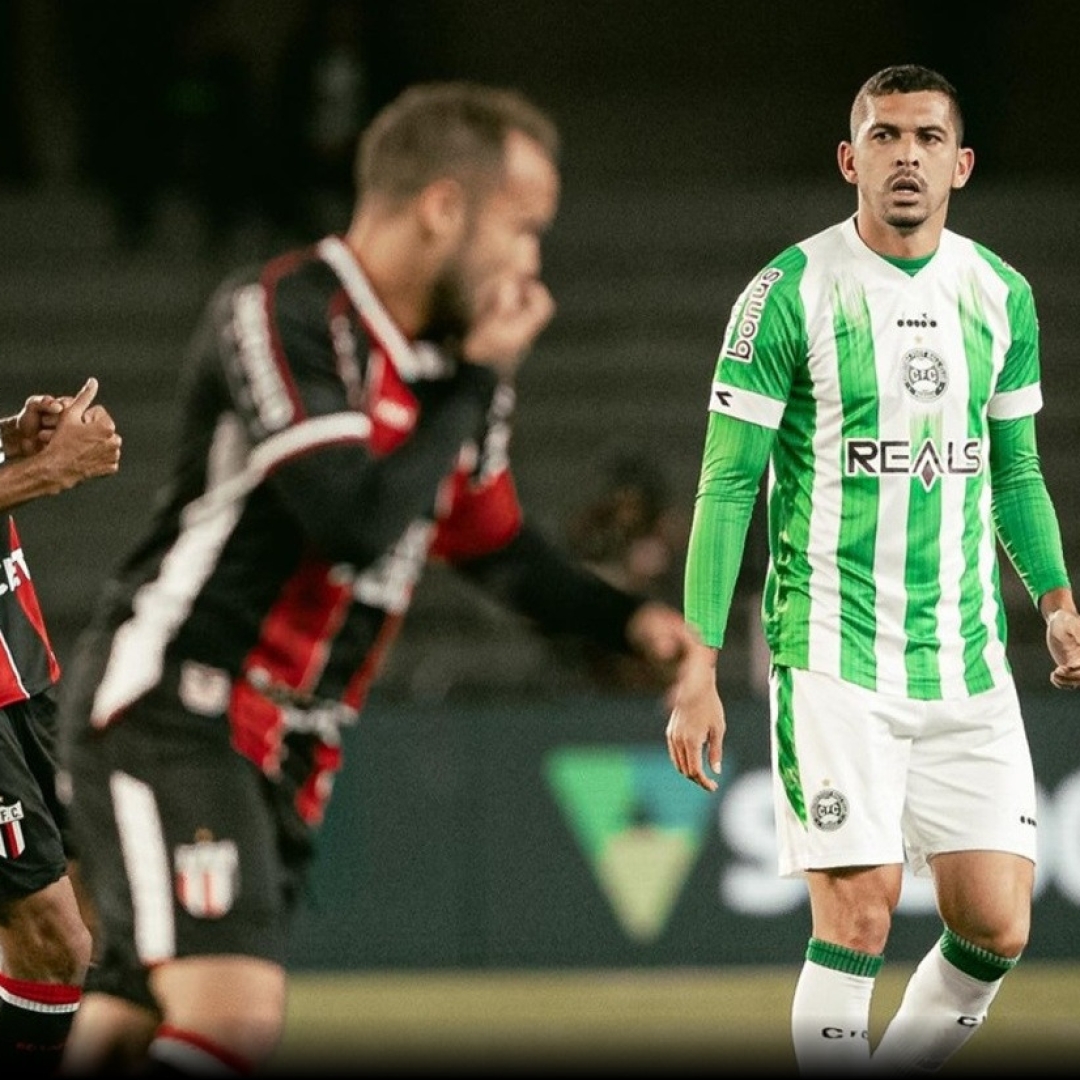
[419,260,473,353]
[883,206,928,232]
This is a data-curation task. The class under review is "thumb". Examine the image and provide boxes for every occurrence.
[708,730,723,776]
[66,377,99,416]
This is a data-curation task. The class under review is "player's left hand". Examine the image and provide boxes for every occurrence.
[665,636,725,792]
[1046,608,1080,690]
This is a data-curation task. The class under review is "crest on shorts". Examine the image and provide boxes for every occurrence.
[810,788,849,832]
[174,832,239,918]
[901,348,947,403]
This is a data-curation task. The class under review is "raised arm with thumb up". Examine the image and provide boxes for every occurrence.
[0,376,122,511]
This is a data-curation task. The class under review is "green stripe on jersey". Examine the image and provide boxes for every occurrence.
[904,410,944,695]
[833,281,880,688]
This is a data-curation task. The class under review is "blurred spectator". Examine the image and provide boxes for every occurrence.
[267,0,375,242]
[566,451,686,601]
[563,450,689,692]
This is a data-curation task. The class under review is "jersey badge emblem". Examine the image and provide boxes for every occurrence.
[810,788,849,832]
[0,799,26,859]
[901,348,947,403]
[174,833,239,918]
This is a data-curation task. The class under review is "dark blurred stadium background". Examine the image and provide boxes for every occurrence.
[4,0,1078,693]
[3,1,1079,1068]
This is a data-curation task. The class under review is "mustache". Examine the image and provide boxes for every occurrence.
[887,170,925,192]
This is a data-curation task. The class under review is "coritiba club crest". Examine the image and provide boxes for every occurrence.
[902,347,947,403]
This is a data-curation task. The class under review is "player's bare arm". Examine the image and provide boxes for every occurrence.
[665,638,725,792]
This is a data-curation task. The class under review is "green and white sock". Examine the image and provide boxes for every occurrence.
[871,928,1017,1074]
[792,937,884,1074]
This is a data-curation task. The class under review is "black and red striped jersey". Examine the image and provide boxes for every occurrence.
[0,514,61,708]
[75,237,642,814]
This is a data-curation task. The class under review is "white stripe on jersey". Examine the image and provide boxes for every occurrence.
[934,433,971,697]
[232,284,295,432]
[709,380,786,428]
[989,382,1043,420]
[250,411,372,472]
[804,338,849,680]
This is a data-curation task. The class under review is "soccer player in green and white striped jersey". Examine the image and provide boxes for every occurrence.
[665,64,1080,1074]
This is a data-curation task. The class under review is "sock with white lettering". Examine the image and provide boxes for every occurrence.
[792,937,883,1074]
[871,928,1016,1074]
[0,971,81,1072]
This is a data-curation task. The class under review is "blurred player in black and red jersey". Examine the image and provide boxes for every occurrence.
[0,378,121,1072]
[56,82,698,1075]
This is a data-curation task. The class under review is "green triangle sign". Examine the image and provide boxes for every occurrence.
[544,746,722,943]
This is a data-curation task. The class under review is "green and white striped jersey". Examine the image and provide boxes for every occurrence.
[692,216,1047,701]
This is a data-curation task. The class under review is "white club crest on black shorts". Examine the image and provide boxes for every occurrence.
[174,835,239,917]
[810,788,849,832]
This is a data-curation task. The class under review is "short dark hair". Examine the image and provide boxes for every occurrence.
[849,64,965,144]
[356,81,560,202]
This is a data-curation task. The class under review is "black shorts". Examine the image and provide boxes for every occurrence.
[62,657,317,1006]
[0,689,69,903]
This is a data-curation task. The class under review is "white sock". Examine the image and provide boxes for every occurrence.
[871,941,1005,1074]
[792,958,876,1074]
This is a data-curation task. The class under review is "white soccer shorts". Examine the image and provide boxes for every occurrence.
[769,666,1039,879]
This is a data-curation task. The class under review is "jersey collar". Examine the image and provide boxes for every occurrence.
[317,236,452,382]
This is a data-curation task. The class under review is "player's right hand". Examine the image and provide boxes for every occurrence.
[44,377,123,487]
[462,275,555,379]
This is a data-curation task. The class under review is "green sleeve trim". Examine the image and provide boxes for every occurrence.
[940,927,1020,982]
[805,937,884,978]
[990,416,1070,605]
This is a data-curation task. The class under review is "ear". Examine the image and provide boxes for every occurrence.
[416,178,467,241]
[951,146,975,191]
[837,141,857,186]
